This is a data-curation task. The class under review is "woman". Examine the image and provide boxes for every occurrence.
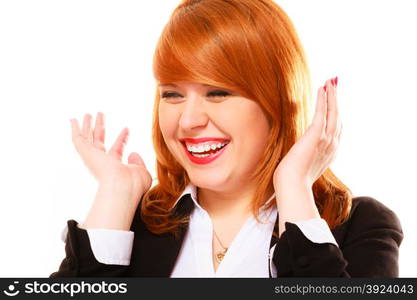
[51,0,403,277]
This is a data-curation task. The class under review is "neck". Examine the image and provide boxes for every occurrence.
[197,183,275,220]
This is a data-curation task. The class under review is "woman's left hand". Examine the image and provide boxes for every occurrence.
[273,77,342,235]
[273,77,341,187]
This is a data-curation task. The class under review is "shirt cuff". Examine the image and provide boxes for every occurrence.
[60,222,134,266]
[86,227,134,265]
[292,218,339,247]
[269,243,278,277]
[61,224,69,243]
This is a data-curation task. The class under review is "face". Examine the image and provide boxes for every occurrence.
[158,81,270,192]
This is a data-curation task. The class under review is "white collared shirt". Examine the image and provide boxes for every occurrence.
[170,184,278,277]
[61,183,338,277]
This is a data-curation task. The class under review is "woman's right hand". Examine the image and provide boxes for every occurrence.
[70,112,152,230]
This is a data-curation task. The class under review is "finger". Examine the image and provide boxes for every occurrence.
[336,121,343,140]
[108,127,129,159]
[311,83,327,137]
[70,118,89,155]
[81,114,93,143]
[322,79,333,136]
[70,118,82,138]
[93,112,106,151]
[128,152,145,167]
[325,77,339,137]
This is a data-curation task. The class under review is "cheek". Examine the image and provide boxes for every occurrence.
[158,104,178,139]
[158,103,174,137]
[241,109,270,167]
[226,101,270,147]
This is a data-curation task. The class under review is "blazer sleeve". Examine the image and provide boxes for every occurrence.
[49,220,130,277]
[272,197,404,277]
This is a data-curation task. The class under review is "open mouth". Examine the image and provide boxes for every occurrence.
[181,141,230,164]
[186,142,229,157]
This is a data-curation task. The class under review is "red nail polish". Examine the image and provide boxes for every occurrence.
[331,78,335,86]
[324,85,327,92]
[335,76,338,86]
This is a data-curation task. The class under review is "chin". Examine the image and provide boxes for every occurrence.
[188,171,231,191]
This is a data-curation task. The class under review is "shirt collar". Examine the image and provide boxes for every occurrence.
[170,183,201,211]
[169,182,276,212]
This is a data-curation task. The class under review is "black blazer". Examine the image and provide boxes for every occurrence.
[50,195,403,277]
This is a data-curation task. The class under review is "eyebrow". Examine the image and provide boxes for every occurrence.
[158,83,215,88]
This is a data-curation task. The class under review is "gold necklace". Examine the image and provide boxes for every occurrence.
[213,228,228,263]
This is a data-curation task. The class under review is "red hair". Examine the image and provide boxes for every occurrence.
[141,0,352,239]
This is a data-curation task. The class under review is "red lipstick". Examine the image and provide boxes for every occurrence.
[180,137,230,144]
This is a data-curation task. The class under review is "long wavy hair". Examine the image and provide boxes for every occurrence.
[140,0,353,239]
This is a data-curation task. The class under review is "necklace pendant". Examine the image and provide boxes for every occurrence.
[216,248,228,262]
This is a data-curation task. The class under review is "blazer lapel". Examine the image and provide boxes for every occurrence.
[130,194,193,277]
[270,211,279,248]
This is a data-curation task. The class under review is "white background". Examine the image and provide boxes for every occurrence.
[0,0,415,277]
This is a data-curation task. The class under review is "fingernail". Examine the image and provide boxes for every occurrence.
[331,78,335,86]
[324,85,327,92]
[335,76,338,86]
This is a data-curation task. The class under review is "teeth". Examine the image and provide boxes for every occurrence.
[192,153,210,158]
[186,142,228,153]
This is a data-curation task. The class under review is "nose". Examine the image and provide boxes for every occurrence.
[178,93,209,132]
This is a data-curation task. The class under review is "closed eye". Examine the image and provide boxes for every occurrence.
[161,90,231,99]
[207,90,231,97]
[161,91,181,98]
